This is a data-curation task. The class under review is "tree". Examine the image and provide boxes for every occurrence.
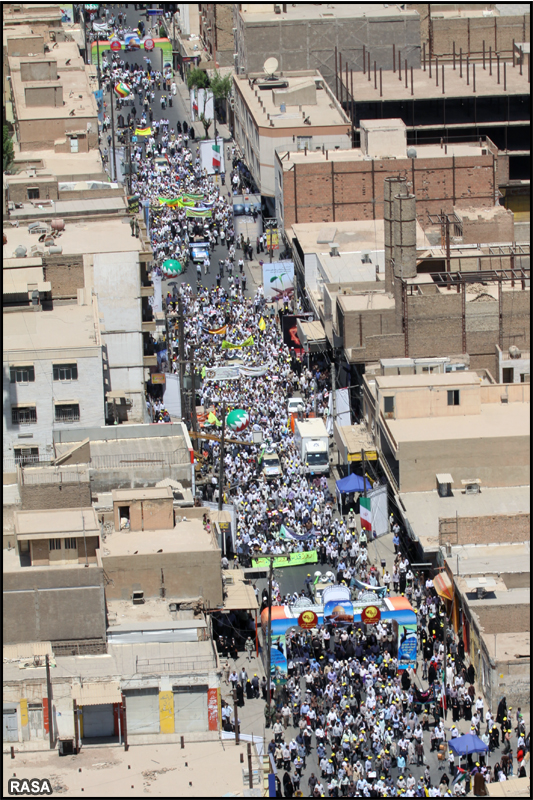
[210,71,233,136]
[187,68,212,139]
[3,124,14,173]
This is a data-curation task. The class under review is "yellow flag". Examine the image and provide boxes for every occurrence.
[258,317,266,331]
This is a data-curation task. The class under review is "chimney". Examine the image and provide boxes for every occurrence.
[393,193,417,281]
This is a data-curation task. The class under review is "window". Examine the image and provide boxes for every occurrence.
[297,136,312,151]
[384,396,395,415]
[64,537,77,550]
[447,390,460,406]
[27,187,40,200]
[521,373,530,383]
[53,363,78,381]
[55,404,80,423]
[10,365,35,383]
[49,539,62,550]
[502,368,514,384]
[14,447,39,466]
[12,406,37,425]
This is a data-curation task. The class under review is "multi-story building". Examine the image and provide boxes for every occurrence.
[233,69,352,214]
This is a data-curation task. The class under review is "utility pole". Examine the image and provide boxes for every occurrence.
[361,449,367,499]
[45,654,54,749]
[189,346,198,433]
[82,6,88,65]
[331,360,336,426]
[266,555,274,714]
[73,699,79,754]
[233,685,240,744]
[247,742,253,788]
[177,294,186,422]
[125,125,132,195]
[121,692,129,751]
[109,79,117,182]
[218,401,227,511]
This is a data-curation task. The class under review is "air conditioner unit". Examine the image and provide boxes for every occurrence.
[329,243,340,257]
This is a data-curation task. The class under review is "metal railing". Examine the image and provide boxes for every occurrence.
[135,654,215,675]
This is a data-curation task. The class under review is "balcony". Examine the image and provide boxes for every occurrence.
[143,355,158,367]
[140,285,154,297]
[142,320,156,333]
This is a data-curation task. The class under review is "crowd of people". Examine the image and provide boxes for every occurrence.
[96,24,528,795]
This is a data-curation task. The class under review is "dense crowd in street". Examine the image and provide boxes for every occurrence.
[95,17,529,795]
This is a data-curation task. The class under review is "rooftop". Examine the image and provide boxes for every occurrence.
[3,547,99,573]
[3,218,139,261]
[289,219,431,254]
[3,5,63,24]
[14,507,99,537]
[9,44,98,121]
[234,70,350,130]
[99,519,217,558]
[483,632,530,662]
[3,303,100,356]
[375,373,480,390]
[280,140,487,169]
[387,400,530,443]
[111,487,173,502]
[399,487,531,553]
[448,542,531,578]
[239,3,418,23]
[337,292,396,312]
[222,568,258,611]
[339,58,530,103]
[6,196,128,221]
[106,597,207,629]
[12,149,105,178]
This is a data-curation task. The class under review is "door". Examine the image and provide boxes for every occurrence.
[173,686,208,733]
[3,708,18,742]
[124,689,159,734]
[70,136,79,153]
[28,704,43,740]
[502,367,514,383]
[81,704,114,738]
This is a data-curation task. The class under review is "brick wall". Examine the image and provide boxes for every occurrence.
[439,513,530,546]
[20,482,91,511]
[459,207,514,244]
[282,154,495,230]
[476,603,530,634]
[42,257,84,299]
[430,14,530,58]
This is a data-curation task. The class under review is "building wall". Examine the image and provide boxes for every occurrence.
[236,11,421,89]
[20,481,91,511]
[3,566,106,644]
[113,498,174,532]
[430,13,530,58]
[380,381,481,420]
[438,513,530,546]
[101,550,222,607]
[280,153,496,230]
[3,349,106,461]
[17,117,98,152]
[42,256,85,299]
[200,3,234,67]
[459,207,515,244]
[92,252,145,423]
[7,178,59,203]
[397,434,529,492]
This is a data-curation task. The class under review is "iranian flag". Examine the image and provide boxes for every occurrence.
[360,496,372,531]
[212,141,221,170]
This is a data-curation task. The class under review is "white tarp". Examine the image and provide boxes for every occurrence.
[199,136,225,176]
[327,388,351,434]
[152,273,162,313]
[203,365,268,382]
[367,482,388,537]
[163,373,182,419]
[190,88,214,123]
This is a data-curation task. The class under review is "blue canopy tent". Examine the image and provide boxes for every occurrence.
[336,473,373,493]
[448,733,489,757]
[335,472,373,516]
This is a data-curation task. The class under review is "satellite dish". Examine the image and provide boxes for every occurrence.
[263,57,279,77]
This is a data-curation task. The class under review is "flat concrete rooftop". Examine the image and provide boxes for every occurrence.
[280,140,487,168]
[400,487,530,553]
[449,542,531,577]
[387,401,530,443]
[100,519,217,557]
[3,218,139,261]
[340,58,530,102]
[483,631,530,662]
[376,372,480,389]
[3,303,100,354]
[239,3,418,23]
[290,219,431,254]
[13,148,105,178]
[111,487,173,502]
[14,507,99,536]
[235,70,350,129]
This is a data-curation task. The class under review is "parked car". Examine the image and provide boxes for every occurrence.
[288,397,305,415]
[260,451,282,480]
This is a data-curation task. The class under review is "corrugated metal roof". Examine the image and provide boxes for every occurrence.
[3,642,53,660]
[72,681,121,706]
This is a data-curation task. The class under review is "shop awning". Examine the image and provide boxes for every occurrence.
[72,681,121,706]
[433,571,454,602]
[296,319,327,353]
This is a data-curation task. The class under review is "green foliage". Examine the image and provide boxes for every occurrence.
[210,71,233,101]
[187,67,210,91]
[3,124,14,172]
[199,114,212,139]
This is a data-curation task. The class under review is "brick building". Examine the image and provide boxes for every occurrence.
[276,122,501,231]
[198,3,234,67]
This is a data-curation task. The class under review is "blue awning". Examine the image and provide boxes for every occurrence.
[336,473,372,493]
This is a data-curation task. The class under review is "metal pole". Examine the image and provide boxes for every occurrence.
[266,556,273,714]
[483,40,486,70]
[380,68,383,98]
[247,742,253,788]
[393,43,396,73]
[473,63,476,93]
[436,57,439,86]
[177,294,186,423]
[453,41,456,71]
[118,703,122,745]
[335,46,339,96]
[399,50,402,81]
[405,59,408,89]
[442,64,445,95]
[218,401,226,511]
[122,693,129,751]
[126,125,132,195]
[109,80,117,182]
[189,347,198,434]
[466,56,470,86]
[362,44,366,75]
[339,52,343,106]
[410,66,413,96]
[489,46,492,76]
[497,54,500,84]
[367,53,371,81]
[97,37,101,91]
[45,654,54,749]
[233,686,240,744]
[503,61,506,91]
[361,449,367,499]
[350,69,355,142]
[460,48,462,79]
[73,700,79,754]
[374,61,377,90]
[423,42,426,72]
